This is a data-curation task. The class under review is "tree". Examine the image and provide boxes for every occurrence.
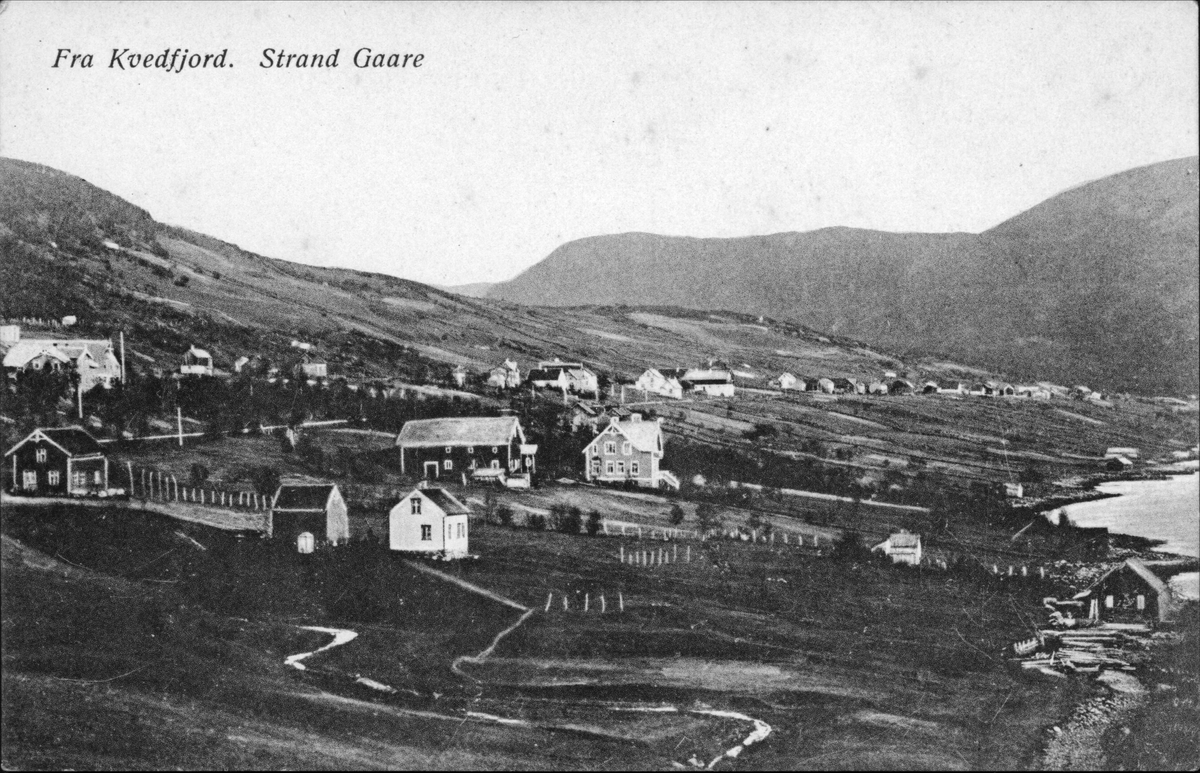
[527,512,546,531]
[189,462,209,487]
[832,530,869,561]
[696,502,721,535]
[251,466,281,497]
[586,510,603,536]
[669,503,685,526]
[495,505,514,527]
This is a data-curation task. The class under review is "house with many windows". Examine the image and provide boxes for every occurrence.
[394,416,537,480]
[582,415,679,489]
[5,426,109,497]
[389,486,471,558]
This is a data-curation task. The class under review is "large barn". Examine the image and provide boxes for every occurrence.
[394,416,537,480]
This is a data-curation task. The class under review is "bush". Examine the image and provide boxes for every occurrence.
[586,510,603,536]
[495,505,514,527]
[669,504,685,526]
[173,274,189,287]
[551,504,582,535]
[527,512,546,531]
[696,501,721,534]
[251,466,281,497]
[189,462,209,487]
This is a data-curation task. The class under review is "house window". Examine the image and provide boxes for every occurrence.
[22,471,36,490]
[94,470,102,484]
[605,441,616,454]
[421,525,432,541]
[444,460,453,471]
[492,446,498,454]
[467,447,474,454]
[631,461,640,476]
[458,523,465,538]
[411,498,422,515]
[35,448,47,464]
[72,471,87,489]
[605,461,614,475]
[616,461,625,474]
[591,459,601,474]
[445,446,452,454]
[48,470,60,486]
[623,442,631,455]
[491,460,500,469]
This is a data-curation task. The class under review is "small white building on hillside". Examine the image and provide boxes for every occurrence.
[389,486,471,558]
[872,530,922,566]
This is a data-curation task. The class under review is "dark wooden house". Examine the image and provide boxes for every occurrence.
[394,416,537,480]
[5,426,109,497]
[1085,558,1177,623]
[270,482,350,546]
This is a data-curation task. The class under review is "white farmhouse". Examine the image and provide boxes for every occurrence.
[389,486,472,558]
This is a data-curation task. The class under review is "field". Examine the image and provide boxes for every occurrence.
[1,496,1099,770]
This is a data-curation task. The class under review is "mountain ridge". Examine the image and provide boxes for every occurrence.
[488,157,1199,395]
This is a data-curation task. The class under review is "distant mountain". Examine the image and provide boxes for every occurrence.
[489,158,1199,395]
[438,282,494,298]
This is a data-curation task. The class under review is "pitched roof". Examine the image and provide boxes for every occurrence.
[527,368,566,381]
[416,487,472,516]
[1091,558,1168,596]
[682,369,733,384]
[5,426,105,457]
[396,416,523,448]
[887,531,921,548]
[273,483,337,511]
[589,418,662,454]
[186,346,212,360]
[2,341,73,368]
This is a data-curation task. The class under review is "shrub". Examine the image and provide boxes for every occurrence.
[251,466,281,497]
[527,512,546,531]
[189,462,209,487]
[173,274,189,287]
[495,505,514,527]
[586,510,603,536]
[669,504,685,526]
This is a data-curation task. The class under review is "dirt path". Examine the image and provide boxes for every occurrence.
[1038,671,1147,770]
[285,626,359,671]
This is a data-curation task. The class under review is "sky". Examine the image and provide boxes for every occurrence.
[1,1,1196,287]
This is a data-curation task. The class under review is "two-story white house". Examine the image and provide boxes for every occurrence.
[582,415,679,490]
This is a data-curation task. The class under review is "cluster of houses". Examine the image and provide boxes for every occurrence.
[767,372,1069,399]
[1,325,123,391]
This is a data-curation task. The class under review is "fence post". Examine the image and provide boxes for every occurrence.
[686,545,691,563]
[563,595,569,612]
[673,544,677,562]
[601,594,606,613]
[172,476,178,501]
[619,591,624,612]
[584,594,589,613]
[619,545,624,563]
[545,593,553,613]
[1039,566,1046,580]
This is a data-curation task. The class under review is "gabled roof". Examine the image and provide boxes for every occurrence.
[587,417,662,454]
[396,416,524,448]
[874,531,920,551]
[2,342,73,368]
[681,369,733,384]
[410,487,472,516]
[273,483,337,511]
[5,426,105,457]
[1091,558,1168,596]
[186,346,212,360]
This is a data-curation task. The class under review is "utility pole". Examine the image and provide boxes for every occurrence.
[77,378,83,419]
[177,407,184,447]
[119,331,126,384]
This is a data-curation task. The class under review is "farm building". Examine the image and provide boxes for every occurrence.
[296,358,328,379]
[572,402,637,434]
[5,426,109,497]
[487,360,522,389]
[1105,447,1140,460]
[1015,384,1052,399]
[771,372,804,391]
[1105,455,1134,471]
[937,382,966,395]
[582,415,680,489]
[2,335,122,390]
[872,531,922,566]
[233,356,251,373]
[395,416,537,480]
[921,380,939,394]
[635,368,685,399]
[526,367,571,391]
[1082,558,1176,622]
[889,379,915,395]
[678,369,735,397]
[270,482,350,546]
[867,380,889,395]
[180,345,214,377]
[815,377,836,394]
[389,485,471,558]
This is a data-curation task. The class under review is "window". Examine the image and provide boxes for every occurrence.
[444,459,453,471]
[445,446,452,454]
[22,471,36,490]
[623,442,631,455]
[47,470,60,486]
[467,446,474,454]
[492,446,499,454]
[491,460,500,469]
[592,445,601,457]
[421,525,432,541]
[590,459,601,474]
[605,461,614,475]
[94,471,102,484]
[411,498,422,515]
[72,472,87,489]
[457,523,465,538]
[631,461,640,476]
[617,461,625,474]
[604,441,616,454]
[35,448,47,464]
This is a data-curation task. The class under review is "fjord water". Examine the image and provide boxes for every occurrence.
[1060,470,1199,599]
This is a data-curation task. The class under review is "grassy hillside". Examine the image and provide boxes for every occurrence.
[489,158,1200,396]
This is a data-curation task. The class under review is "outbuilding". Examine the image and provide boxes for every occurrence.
[872,530,922,566]
[270,482,350,546]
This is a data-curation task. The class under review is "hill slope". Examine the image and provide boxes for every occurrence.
[488,158,1200,395]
